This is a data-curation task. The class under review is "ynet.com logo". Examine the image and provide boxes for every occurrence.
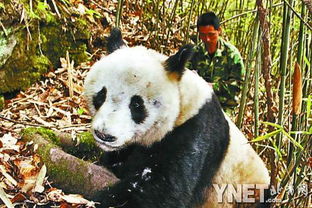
[213,183,309,203]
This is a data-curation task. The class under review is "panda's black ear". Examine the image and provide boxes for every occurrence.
[107,28,126,54]
[164,44,194,81]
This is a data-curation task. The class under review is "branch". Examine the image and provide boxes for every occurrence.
[22,129,119,199]
[0,114,43,127]
[0,114,90,130]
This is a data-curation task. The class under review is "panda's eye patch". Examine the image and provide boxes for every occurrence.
[129,95,147,124]
[93,87,107,110]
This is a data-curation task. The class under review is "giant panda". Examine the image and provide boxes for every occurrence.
[84,28,270,208]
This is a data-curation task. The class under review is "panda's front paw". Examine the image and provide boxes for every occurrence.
[90,188,113,207]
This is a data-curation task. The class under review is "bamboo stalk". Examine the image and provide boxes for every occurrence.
[254,36,261,138]
[283,0,312,31]
[301,38,312,131]
[184,0,195,44]
[256,0,275,130]
[164,0,179,46]
[115,0,124,28]
[237,16,260,128]
[237,0,244,47]
[277,0,293,147]
[296,5,305,66]
[152,0,162,51]
[220,3,283,25]
[286,3,306,203]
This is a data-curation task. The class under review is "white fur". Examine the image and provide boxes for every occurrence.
[202,115,270,208]
[84,46,182,150]
[175,69,213,126]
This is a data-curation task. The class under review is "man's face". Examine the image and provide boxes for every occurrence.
[198,25,220,48]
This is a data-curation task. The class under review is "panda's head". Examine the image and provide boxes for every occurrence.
[84,29,208,151]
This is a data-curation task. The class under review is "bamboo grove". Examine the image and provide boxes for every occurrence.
[115,0,311,207]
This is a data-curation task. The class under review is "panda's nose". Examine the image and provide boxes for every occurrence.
[94,130,117,143]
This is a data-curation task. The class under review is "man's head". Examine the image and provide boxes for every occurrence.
[197,12,221,54]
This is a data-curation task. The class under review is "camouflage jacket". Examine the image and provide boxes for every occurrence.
[188,38,245,109]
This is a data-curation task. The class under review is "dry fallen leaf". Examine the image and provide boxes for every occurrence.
[11,192,27,203]
[61,194,91,204]
[33,165,47,193]
[0,165,18,187]
[0,186,14,208]
[47,189,63,202]
[0,133,19,152]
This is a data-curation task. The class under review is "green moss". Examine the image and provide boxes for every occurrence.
[40,24,89,68]
[22,127,61,145]
[40,147,87,190]
[22,128,95,192]
[31,139,90,191]
[0,30,51,93]
[67,132,104,162]
[0,0,91,93]
[0,21,90,93]
[22,127,103,162]
[77,132,97,151]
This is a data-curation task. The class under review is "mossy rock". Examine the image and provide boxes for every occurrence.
[0,0,93,94]
[40,23,89,69]
[0,21,90,94]
[0,29,50,93]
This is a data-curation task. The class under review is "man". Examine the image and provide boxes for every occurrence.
[188,12,245,111]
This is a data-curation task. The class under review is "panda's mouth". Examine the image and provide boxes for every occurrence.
[92,132,122,151]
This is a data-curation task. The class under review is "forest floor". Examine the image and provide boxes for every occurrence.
[0,0,302,207]
[0,57,97,207]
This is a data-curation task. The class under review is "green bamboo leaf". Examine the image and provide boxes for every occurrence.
[261,121,283,129]
[77,108,85,115]
[282,130,304,150]
[251,129,282,142]
[270,138,283,158]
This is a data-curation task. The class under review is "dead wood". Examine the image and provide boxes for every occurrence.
[22,129,119,200]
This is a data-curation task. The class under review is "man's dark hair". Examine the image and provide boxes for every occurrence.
[197,12,220,30]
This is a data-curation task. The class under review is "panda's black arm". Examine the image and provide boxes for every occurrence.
[99,145,155,180]
[93,158,203,208]
[94,97,229,208]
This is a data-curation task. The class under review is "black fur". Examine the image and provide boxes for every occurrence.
[164,44,194,78]
[93,87,107,110]
[107,28,126,54]
[129,95,148,124]
[94,94,229,208]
